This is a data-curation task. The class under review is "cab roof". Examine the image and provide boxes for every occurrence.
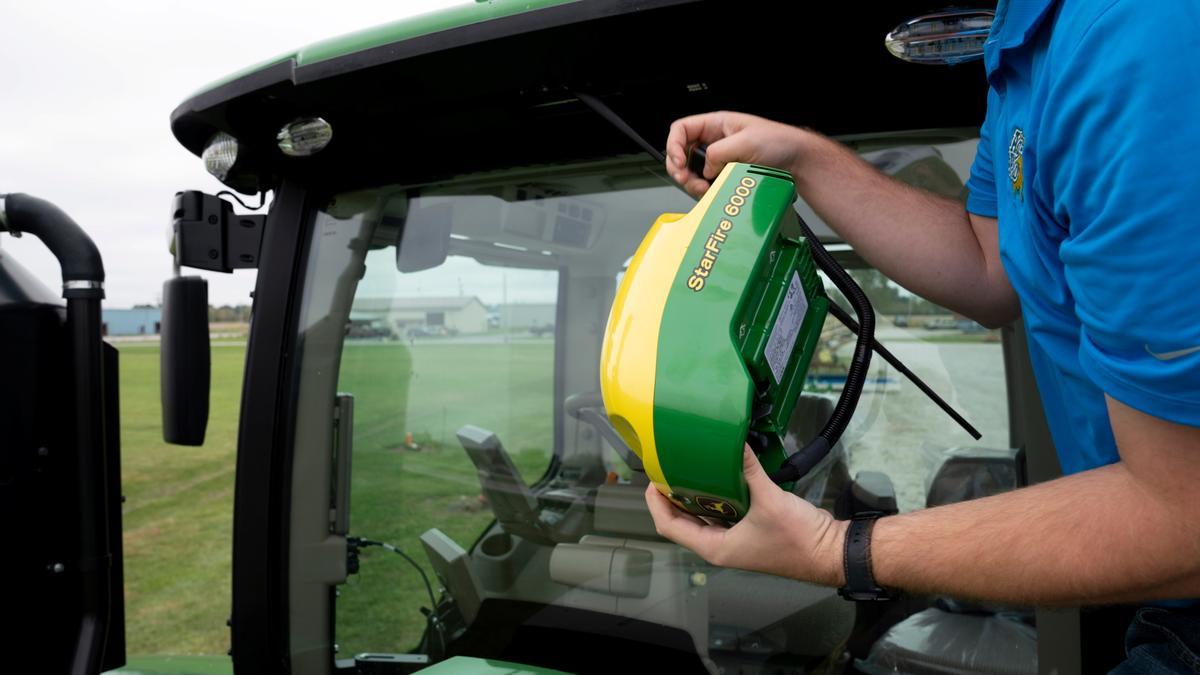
[172,0,993,194]
[179,0,584,105]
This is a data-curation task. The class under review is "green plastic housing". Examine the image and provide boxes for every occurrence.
[650,164,828,521]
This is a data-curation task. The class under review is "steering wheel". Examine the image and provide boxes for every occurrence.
[564,392,645,473]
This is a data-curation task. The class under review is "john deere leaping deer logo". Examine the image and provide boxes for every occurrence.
[1008,127,1025,201]
[696,496,737,518]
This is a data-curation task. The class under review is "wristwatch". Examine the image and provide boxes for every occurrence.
[837,512,893,601]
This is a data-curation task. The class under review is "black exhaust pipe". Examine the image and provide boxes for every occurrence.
[2,193,111,675]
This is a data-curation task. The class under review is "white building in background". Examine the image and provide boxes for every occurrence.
[352,296,489,335]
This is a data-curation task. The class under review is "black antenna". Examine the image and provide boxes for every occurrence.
[574,92,667,164]
[827,300,981,440]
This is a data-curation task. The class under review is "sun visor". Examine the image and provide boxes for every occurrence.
[396,201,452,273]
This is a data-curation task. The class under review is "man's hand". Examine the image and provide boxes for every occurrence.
[666,110,1019,327]
[645,445,847,586]
[665,112,811,198]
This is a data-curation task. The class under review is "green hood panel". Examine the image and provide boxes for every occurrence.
[186,0,581,100]
[105,655,232,675]
[297,0,579,67]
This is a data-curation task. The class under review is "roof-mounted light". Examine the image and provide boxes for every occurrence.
[202,132,239,181]
[885,10,994,65]
[277,117,333,157]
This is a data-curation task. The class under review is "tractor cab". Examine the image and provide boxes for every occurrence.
[155,1,1121,673]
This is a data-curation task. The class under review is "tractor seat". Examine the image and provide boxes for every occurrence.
[457,424,550,545]
[859,447,1036,675]
[857,607,1037,675]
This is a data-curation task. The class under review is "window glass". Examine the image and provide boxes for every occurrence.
[817,269,1008,512]
[335,235,563,654]
[290,145,1021,671]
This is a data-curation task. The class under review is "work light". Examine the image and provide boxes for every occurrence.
[885,10,994,65]
[201,132,239,181]
[277,117,333,157]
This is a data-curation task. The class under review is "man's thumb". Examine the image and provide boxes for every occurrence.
[742,445,776,497]
[703,134,750,180]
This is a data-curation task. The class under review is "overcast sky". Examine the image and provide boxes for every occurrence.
[0,0,465,307]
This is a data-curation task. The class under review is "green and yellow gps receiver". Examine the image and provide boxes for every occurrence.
[599,158,981,523]
[600,162,832,521]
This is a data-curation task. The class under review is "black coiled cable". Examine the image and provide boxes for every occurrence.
[769,214,875,484]
[679,146,876,483]
[666,141,876,484]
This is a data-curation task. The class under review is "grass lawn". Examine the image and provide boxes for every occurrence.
[118,343,244,656]
[116,338,554,658]
[334,340,553,655]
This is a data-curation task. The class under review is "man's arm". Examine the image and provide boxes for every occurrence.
[648,398,1200,605]
[665,113,1019,327]
[870,397,1200,604]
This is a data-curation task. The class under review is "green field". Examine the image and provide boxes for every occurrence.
[117,338,553,657]
[118,343,244,655]
[334,340,553,654]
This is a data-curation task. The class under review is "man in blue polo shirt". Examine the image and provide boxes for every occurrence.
[648,0,1200,670]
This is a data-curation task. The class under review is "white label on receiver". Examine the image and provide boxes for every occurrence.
[765,271,809,384]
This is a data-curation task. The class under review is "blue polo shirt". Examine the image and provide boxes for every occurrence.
[965,0,1200,475]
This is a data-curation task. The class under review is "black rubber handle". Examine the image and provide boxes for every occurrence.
[3,193,105,285]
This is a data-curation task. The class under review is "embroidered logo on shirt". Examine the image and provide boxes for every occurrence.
[1008,127,1025,200]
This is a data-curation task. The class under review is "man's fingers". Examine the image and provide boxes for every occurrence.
[665,118,693,174]
[702,137,728,181]
[666,113,737,184]
[644,483,723,557]
[668,113,733,152]
[644,483,704,528]
[683,175,711,199]
[702,134,752,181]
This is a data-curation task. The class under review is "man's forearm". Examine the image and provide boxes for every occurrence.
[865,462,1200,605]
[787,131,1018,327]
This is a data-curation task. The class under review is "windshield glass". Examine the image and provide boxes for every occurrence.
[288,147,1020,673]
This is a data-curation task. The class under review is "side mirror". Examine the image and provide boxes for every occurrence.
[160,275,210,445]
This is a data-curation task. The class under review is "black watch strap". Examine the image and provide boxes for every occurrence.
[837,513,892,601]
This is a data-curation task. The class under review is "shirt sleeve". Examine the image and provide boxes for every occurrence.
[964,89,1000,218]
[1041,0,1200,426]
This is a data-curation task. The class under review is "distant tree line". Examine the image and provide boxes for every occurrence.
[208,305,252,322]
